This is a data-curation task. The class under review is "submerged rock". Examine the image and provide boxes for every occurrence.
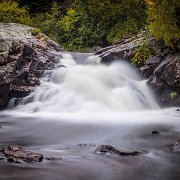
[152,131,160,134]
[0,23,64,110]
[95,145,140,156]
[0,145,43,163]
[44,157,62,161]
[172,140,180,152]
[78,143,97,147]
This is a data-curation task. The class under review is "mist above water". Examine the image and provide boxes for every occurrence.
[4,52,180,127]
[10,53,158,115]
[0,53,179,180]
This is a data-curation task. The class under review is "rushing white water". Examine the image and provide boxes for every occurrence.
[8,53,160,116]
[1,53,179,180]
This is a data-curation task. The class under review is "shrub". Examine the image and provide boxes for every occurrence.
[32,0,147,51]
[107,18,139,44]
[31,2,62,44]
[0,1,32,25]
[30,28,41,36]
[170,92,177,99]
[132,43,154,66]
[0,0,148,51]
[146,0,180,50]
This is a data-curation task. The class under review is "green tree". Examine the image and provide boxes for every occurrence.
[146,0,180,49]
[0,0,31,25]
[53,0,147,50]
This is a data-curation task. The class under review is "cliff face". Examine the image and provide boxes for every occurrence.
[0,23,64,110]
[147,54,180,106]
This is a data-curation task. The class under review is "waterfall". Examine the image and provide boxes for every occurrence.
[12,53,159,115]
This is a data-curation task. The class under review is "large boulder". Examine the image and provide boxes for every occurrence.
[95,33,180,107]
[95,33,150,63]
[0,23,64,109]
[147,54,180,106]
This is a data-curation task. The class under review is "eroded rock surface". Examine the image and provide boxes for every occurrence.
[147,54,180,106]
[0,23,64,109]
[96,33,180,107]
[95,34,149,63]
[0,145,43,163]
[95,145,140,156]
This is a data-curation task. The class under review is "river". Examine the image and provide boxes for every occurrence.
[0,53,179,180]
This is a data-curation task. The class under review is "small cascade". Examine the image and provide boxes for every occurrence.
[13,53,159,114]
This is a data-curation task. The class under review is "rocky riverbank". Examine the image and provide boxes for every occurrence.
[0,23,179,109]
[95,36,180,107]
[0,23,64,110]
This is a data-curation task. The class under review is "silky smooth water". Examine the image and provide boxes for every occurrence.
[0,53,179,180]
[9,53,159,116]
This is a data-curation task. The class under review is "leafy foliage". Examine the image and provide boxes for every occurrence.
[15,0,67,13]
[30,28,41,36]
[146,0,180,49]
[0,1,31,25]
[170,92,178,99]
[0,0,178,52]
[107,18,140,44]
[132,42,155,66]
[0,0,147,50]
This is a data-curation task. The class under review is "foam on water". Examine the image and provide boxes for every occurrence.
[4,53,179,124]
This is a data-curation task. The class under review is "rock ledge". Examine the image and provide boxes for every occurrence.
[0,23,64,109]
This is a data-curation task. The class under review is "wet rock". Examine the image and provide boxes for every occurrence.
[0,83,11,97]
[0,151,4,160]
[146,56,161,65]
[15,69,29,81]
[8,53,23,71]
[95,145,140,156]
[45,157,62,161]
[152,131,160,134]
[138,56,162,79]
[0,23,64,109]
[0,97,11,110]
[9,86,32,98]
[138,65,154,79]
[95,33,149,63]
[172,140,180,152]
[78,143,97,147]
[28,74,40,86]
[148,54,180,106]
[96,31,179,107]
[23,44,36,60]
[8,98,22,109]
[0,145,43,163]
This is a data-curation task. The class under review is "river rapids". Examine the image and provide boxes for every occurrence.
[0,53,179,180]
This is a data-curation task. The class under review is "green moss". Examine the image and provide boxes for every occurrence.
[132,43,154,67]
[170,92,177,99]
[30,28,41,36]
